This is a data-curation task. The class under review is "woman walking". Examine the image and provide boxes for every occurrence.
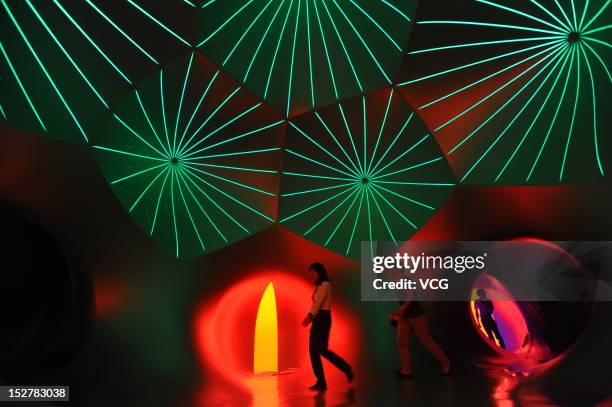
[302,262,353,391]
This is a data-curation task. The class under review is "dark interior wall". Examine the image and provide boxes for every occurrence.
[1,126,612,406]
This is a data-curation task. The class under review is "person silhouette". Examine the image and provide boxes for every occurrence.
[302,262,353,391]
[474,288,506,349]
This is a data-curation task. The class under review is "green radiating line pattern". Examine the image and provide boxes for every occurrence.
[197,0,416,117]
[400,0,611,184]
[0,0,192,142]
[91,52,284,258]
[279,88,456,260]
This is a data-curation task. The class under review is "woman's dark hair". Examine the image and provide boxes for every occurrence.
[309,262,330,285]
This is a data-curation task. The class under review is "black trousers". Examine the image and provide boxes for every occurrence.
[309,310,351,384]
[483,319,506,349]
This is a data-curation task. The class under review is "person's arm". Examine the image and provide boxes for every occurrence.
[310,282,329,315]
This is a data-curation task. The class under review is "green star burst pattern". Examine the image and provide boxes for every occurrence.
[92,52,284,258]
[0,0,193,142]
[399,0,611,184]
[279,88,456,260]
[197,0,416,117]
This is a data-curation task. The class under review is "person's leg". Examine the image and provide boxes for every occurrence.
[489,322,506,349]
[410,315,450,372]
[396,318,413,374]
[309,316,327,386]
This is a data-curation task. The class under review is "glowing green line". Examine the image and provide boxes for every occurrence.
[582,0,611,32]
[150,167,171,235]
[304,186,360,236]
[128,166,169,212]
[409,36,562,55]
[370,188,396,244]
[280,185,358,223]
[52,0,131,84]
[113,113,167,157]
[283,171,355,182]
[179,161,277,174]
[202,0,216,8]
[170,168,180,258]
[126,0,191,47]
[92,145,167,162]
[400,40,563,86]
[264,0,295,99]
[286,148,357,178]
[324,186,362,246]
[583,37,612,48]
[579,42,604,175]
[362,97,367,171]
[243,0,286,82]
[0,105,5,120]
[552,0,574,31]
[288,120,359,177]
[177,70,221,145]
[559,46,581,181]
[179,166,248,234]
[111,162,168,185]
[416,20,561,35]
[348,0,402,51]
[373,184,434,210]
[321,0,364,90]
[370,134,429,179]
[368,113,414,176]
[2,0,88,141]
[135,89,170,157]
[529,0,572,32]
[185,147,280,161]
[345,188,365,254]
[461,49,568,181]
[419,44,561,110]
[198,0,257,46]
[367,89,393,174]
[312,0,340,98]
[179,100,260,157]
[496,50,572,181]
[370,184,417,229]
[175,168,206,251]
[438,43,565,135]
[306,0,315,106]
[184,120,284,158]
[221,0,275,66]
[26,0,110,109]
[373,157,444,180]
[182,166,273,222]
[375,181,455,186]
[581,41,612,83]
[582,24,612,36]
[314,112,361,175]
[184,164,275,196]
[282,182,357,197]
[286,0,302,116]
[159,70,172,155]
[570,0,578,31]
[85,0,158,64]
[475,0,566,32]
[338,104,364,173]
[176,167,228,242]
[182,0,196,6]
[380,0,410,22]
[0,41,46,130]
[449,45,568,155]
[365,185,374,256]
[578,0,590,30]
[174,51,195,150]
[527,47,575,181]
[331,0,392,83]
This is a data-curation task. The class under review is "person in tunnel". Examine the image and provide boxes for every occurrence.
[302,262,353,391]
[474,288,506,349]
[390,299,451,378]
